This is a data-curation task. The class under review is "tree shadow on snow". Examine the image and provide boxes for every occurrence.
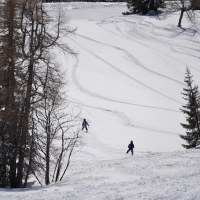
[146,10,167,21]
[173,26,198,38]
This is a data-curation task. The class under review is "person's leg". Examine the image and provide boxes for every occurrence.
[126,149,130,154]
[131,149,133,155]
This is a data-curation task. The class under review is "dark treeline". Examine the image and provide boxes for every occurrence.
[42,0,126,2]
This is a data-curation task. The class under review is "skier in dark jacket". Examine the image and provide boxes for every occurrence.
[82,119,89,132]
[126,140,134,155]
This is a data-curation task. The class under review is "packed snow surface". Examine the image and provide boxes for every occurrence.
[1,2,200,200]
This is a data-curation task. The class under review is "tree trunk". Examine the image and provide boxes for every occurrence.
[178,9,184,27]
[45,119,51,185]
[45,153,50,185]
[23,123,35,188]
[16,61,33,188]
[0,129,8,187]
[5,0,18,188]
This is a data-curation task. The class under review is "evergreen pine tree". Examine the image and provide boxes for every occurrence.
[180,67,200,149]
[123,0,165,15]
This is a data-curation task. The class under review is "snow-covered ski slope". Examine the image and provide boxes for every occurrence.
[1,2,200,200]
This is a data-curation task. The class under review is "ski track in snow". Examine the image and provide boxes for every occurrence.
[69,37,182,104]
[75,33,185,86]
[98,17,200,73]
[70,55,181,112]
[69,98,181,136]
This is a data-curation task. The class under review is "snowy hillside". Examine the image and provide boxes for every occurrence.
[1,150,200,199]
[1,2,200,199]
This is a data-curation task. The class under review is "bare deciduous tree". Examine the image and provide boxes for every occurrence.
[168,0,200,27]
[0,0,77,188]
[33,66,81,185]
